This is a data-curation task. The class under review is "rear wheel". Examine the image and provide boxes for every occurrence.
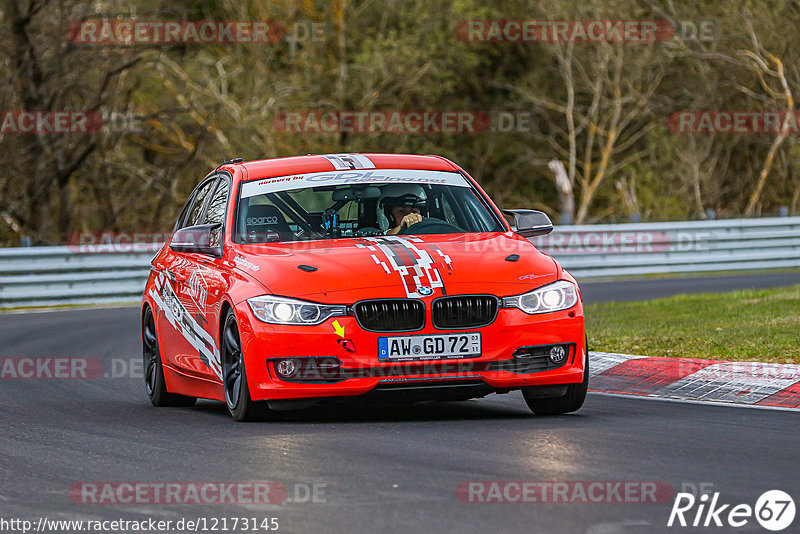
[222,310,269,422]
[523,341,589,415]
[142,306,197,407]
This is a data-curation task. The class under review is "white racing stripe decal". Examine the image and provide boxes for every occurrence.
[322,153,376,170]
[149,272,222,379]
[356,236,451,298]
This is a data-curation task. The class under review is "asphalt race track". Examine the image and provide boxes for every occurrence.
[1,272,798,534]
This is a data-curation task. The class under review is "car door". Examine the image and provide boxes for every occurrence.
[182,175,232,383]
[157,177,220,379]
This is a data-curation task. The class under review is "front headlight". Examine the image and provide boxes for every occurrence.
[247,295,348,325]
[502,280,578,314]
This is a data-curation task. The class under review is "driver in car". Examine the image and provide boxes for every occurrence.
[377,184,427,235]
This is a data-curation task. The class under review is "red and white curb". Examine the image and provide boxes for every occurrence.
[588,352,800,409]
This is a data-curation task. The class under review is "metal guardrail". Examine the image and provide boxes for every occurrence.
[531,216,800,278]
[0,245,157,308]
[1,217,798,308]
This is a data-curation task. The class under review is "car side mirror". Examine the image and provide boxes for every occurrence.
[169,223,223,256]
[502,209,554,237]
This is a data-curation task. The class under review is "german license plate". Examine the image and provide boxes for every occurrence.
[378,333,481,361]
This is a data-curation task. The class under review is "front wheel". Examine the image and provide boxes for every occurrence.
[222,310,270,422]
[523,345,589,415]
[142,306,197,407]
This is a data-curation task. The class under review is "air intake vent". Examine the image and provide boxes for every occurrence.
[353,299,425,332]
[432,295,498,329]
[487,345,571,373]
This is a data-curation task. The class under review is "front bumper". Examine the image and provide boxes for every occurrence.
[234,300,586,401]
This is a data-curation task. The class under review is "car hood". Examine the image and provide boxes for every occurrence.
[231,232,559,302]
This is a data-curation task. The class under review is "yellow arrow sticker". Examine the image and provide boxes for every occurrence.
[333,320,345,338]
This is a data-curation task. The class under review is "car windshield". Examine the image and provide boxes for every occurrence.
[234,169,504,243]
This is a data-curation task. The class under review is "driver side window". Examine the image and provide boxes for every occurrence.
[204,179,229,225]
[184,180,216,228]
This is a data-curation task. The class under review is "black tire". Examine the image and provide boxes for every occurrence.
[142,306,197,407]
[222,310,270,422]
[523,342,589,416]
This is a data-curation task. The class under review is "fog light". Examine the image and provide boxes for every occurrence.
[275,359,298,378]
[548,345,567,364]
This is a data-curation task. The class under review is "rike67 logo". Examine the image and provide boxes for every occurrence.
[668,489,795,531]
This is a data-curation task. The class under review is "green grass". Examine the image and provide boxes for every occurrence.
[586,284,800,363]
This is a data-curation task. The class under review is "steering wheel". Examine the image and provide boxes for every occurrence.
[397,217,464,235]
